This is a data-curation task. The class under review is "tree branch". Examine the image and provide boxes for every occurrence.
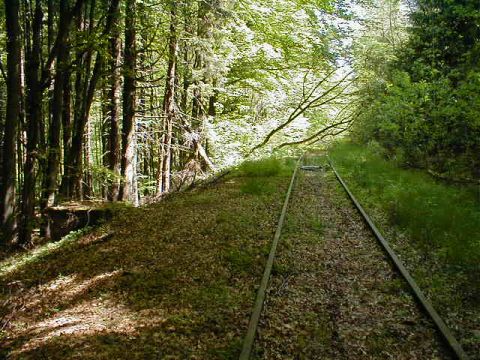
[276,119,353,149]
[41,0,86,88]
[250,70,353,153]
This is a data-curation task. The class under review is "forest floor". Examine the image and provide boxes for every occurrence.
[0,163,292,359]
[0,155,468,359]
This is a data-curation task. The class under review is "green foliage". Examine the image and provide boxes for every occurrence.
[329,142,480,268]
[237,157,286,177]
[88,164,124,184]
[353,0,480,181]
[399,0,480,81]
[225,248,255,274]
[354,70,480,179]
[240,178,276,195]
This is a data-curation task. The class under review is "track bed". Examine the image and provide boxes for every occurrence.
[253,157,451,359]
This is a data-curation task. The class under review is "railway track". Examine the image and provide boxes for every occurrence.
[240,155,468,360]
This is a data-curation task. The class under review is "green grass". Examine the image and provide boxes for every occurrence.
[235,157,295,195]
[240,178,276,195]
[310,218,324,235]
[236,157,290,177]
[329,141,480,268]
[225,248,256,273]
[0,227,93,277]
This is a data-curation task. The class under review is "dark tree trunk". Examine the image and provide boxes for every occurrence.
[120,0,138,204]
[69,0,120,200]
[157,3,177,195]
[208,89,217,117]
[62,66,72,185]
[19,0,43,246]
[60,0,89,199]
[107,0,121,201]
[47,0,55,49]
[1,0,22,244]
[42,0,70,210]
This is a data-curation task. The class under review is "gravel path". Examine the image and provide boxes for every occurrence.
[254,160,451,359]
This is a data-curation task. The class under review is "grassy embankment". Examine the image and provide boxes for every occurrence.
[0,157,295,359]
[329,141,480,355]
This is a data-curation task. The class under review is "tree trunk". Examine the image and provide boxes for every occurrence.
[1,0,22,244]
[120,0,138,204]
[43,0,71,211]
[83,120,94,197]
[62,66,72,187]
[107,0,121,201]
[19,0,43,246]
[157,3,177,195]
[69,0,120,200]
[60,0,89,199]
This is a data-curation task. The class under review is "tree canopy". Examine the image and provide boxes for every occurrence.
[0,0,479,246]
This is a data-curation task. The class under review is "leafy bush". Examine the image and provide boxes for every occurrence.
[353,71,480,180]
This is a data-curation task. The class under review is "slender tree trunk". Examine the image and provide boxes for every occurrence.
[43,0,71,210]
[1,0,22,244]
[69,0,120,199]
[101,81,109,199]
[62,66,72,184]
[157,3,177,195]
[19,0,43,246]
[107,0,121,201]
[120,0,137,203]
[60,0,88,199]
[83,120,93,197]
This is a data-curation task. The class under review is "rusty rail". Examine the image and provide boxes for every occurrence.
[329,158,468,360]
[239,155,304,360]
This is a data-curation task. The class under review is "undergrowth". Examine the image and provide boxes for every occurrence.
[236,157,294,195]
[237,158,284,177]
[328,141,480,355]
[0,155,293,359]
[329,141,480,268]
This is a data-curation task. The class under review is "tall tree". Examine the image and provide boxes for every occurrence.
[107,0,122,200]
[1,0,22,244]
[120,0,138,204]
[60,0,92,199]
[157,2,178,195]
[67,0,120,199]
[43,0,71,210]
[19,0,43,245]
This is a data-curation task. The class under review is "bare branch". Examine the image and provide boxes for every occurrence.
[276,119,353,149]
[250,70,353,153]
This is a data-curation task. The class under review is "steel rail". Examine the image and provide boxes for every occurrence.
[328,159,469,360]
[239,155,304,360]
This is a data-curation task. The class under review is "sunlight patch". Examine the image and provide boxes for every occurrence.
[14,298,167,356]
